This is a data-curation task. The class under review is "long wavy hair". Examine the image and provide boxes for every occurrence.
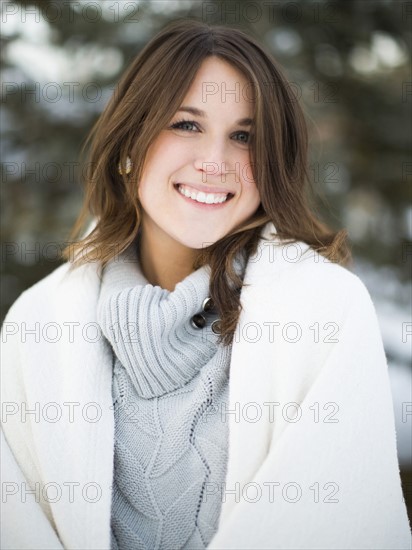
[62,18,351,347]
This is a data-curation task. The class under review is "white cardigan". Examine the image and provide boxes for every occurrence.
[1,221,411,550]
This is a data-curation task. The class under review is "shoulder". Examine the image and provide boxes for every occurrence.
[248,227,374,319]
[1,259,101,327]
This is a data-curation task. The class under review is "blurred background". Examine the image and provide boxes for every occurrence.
[1,0,411,523]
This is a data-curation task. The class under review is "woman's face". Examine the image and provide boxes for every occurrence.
[137,56,261,251]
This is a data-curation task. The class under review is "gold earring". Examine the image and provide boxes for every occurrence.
[118,156,132,175]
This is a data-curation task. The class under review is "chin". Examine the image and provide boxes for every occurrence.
[175,233,224,250]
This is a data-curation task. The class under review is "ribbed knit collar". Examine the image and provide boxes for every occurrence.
[96,240,244,399]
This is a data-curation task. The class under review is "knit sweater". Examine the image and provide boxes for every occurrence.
[96,242,245,549]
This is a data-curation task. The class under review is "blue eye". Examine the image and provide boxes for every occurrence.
[169,119,199,132]
[234,131,250,143]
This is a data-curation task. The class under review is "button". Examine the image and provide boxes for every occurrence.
[211,319,222,334]
[202,297,215,313]
[191,313,206,329]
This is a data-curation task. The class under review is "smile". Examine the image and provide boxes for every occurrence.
[174,183,234,205]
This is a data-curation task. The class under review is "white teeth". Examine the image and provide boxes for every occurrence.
[177,184,229,204]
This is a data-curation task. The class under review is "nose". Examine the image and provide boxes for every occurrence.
[193,136,229,178]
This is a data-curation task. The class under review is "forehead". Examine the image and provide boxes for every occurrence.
[182,56,254,111]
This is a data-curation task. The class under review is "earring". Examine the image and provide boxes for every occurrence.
[118,156,132,175]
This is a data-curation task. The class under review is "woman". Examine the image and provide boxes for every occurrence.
[1,18,410,550]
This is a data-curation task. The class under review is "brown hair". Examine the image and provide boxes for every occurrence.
[62,18,351,347]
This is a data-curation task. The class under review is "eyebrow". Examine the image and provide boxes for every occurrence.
[176,106,253,127]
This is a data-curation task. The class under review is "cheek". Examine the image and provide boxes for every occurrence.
[248,188,261,212]
[137,180,146,205]
[137,180,158,211]
[242,185,261,217]
[138,177,172,223]
[241,172,261,204]
[241,158,256,188]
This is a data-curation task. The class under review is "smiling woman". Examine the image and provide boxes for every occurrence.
[136,56,261,292]
[1,18,411,550]
[60,17,352,347]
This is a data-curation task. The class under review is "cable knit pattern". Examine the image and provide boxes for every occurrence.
[96,241,245,550]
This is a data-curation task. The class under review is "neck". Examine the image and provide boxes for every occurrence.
[137,218,200,292]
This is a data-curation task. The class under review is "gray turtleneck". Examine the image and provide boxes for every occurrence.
[97,243,244,550]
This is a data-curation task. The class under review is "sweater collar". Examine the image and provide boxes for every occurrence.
[96,240,244,398]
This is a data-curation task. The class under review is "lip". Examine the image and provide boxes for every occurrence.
[174,183,234,209]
